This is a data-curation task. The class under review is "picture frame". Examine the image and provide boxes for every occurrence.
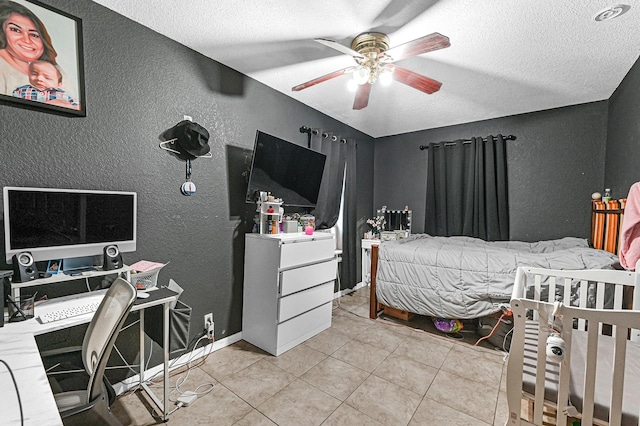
[0,0,86,116]
[46,258,62,275]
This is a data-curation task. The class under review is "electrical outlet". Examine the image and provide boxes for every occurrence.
[204,313,213,330]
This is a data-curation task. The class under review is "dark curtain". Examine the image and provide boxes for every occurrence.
[341,138,357,289]
[309,129,357,290]
[311,130,347,229]
[425,134,509,240]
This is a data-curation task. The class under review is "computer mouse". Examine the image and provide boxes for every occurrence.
[137,292,150,299]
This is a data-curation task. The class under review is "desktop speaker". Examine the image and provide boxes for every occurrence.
[11,252,38,283]
[103,245,123,270]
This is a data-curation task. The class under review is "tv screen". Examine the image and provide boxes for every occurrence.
[245,131,326,208]
[3,187,137,262]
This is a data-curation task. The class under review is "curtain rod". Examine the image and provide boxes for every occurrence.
[419,134,516,150]
[300,126,347,144]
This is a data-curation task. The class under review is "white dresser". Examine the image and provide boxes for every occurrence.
[242,232,337,356]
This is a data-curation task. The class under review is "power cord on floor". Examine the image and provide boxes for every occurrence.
[148,333,215,419]
[474,307,512,347]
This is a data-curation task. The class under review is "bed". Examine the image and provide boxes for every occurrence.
[368,235,620,321]
[368,197,629,321]
[506,265,640,425]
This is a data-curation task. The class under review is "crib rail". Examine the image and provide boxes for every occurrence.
[507,266,640,426]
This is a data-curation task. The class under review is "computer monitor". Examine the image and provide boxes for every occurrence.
[3,187,137,263]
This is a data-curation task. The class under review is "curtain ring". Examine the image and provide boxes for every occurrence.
[331,135,337,141]
[340,138,347,143]
[322,132,329,138]
[311,129,319,135]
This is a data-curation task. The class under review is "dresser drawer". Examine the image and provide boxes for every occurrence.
[277,301,332,350]
[278,281,333,322]
[280,238,334,269]
[280,259,336,297]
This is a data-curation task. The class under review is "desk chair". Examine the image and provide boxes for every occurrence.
[43,277,136,426]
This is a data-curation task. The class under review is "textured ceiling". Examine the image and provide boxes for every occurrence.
[93,0,640,138]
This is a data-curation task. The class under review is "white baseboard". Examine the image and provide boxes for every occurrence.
[333,281,367,299]
[113,331,243,395]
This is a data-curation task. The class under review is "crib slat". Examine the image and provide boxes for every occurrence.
[556,321,572,426]
[533,321,547,425]
[596,282,605,334]
[578,280,588,330]
[533,275,542,321]
[633,284,640,342]
[595,281,605,309]
[563,277,571,306]
[609,326,627,426]
[548,276,556,303]
[613,284,623,310]
[582,325,599,424]
[613,284,624,337]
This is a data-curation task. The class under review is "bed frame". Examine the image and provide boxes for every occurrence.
[506,265,640,426]
[369,199,628,321]
[369,244,415,320]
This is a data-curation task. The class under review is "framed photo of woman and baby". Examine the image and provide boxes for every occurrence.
[0,0,85,116]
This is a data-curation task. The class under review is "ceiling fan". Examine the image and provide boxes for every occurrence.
[292,32,450,110]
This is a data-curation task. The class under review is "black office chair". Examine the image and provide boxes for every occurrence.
[42,277,136,425]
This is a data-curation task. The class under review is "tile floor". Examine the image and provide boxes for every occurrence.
[112,287,510,425]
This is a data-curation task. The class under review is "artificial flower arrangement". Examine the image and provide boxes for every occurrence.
[366,215,386,235]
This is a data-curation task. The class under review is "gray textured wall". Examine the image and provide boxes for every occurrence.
[0,0,374,353]
[374,102,609,242]
[606,56,640,197]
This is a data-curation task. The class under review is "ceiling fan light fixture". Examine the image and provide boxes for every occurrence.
[292,31,450,109]
[353,66,371,85]
[379,67,394,86]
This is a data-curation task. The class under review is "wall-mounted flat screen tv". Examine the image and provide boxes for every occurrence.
[3,187,136,263]
[245,131,326,208]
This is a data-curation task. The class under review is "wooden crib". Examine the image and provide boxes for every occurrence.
[506,265,640,426]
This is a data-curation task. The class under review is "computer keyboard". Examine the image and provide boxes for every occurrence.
[37,300,101,324]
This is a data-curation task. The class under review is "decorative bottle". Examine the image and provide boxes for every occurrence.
[603,188,612,202]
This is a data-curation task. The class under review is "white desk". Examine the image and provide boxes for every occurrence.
[0,333,62,425]
[0,286,178,424]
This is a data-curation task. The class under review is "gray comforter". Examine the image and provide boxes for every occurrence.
[375,234,619,319]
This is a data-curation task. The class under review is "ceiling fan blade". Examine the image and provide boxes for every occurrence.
[382,32,450,62]
[292,67,355,91]
[353,83,372,110]
[315,38,364,59]
[392,65,442,94]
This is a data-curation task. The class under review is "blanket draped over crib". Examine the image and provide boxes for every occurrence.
[375,234,619,319]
